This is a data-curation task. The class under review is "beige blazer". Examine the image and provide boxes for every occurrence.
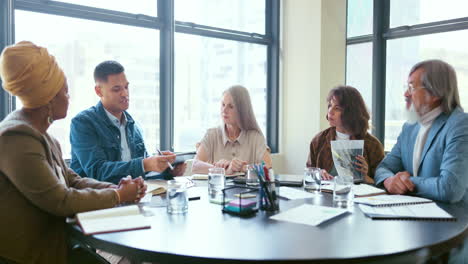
[0,111,119,264]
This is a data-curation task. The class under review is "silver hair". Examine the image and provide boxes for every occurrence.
[409,59,462,114]
[223,85,262,134]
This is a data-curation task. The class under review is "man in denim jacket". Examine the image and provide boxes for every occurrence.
[70,61,184,184]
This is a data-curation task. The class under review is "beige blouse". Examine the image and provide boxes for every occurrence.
[200,125,268,164]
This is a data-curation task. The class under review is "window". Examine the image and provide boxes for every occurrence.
[346,0,373,38]
[175,0,265,34]
[390,0,468,28]
[346,42,373,112]
[0,0,279,156]
[346,0,468,151]
[385,30,468,149]
[174,34,267,151]
[15,10,160,158]
[56,0,157,16]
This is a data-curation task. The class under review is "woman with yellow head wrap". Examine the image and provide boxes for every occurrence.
[0,41,142,264]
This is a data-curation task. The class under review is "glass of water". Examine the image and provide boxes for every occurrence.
[304,167,322,194]
[167,180,188,214]
[246,165,259,186]
[208,167,226,203]
[333,175,354,208]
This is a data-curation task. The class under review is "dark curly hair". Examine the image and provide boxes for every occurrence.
[326,85,370,138]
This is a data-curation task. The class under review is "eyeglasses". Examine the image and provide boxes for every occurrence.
[405,83,425,93]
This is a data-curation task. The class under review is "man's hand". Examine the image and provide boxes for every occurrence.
[171,163,187,177]
[143,151,176,172]
[383,171,415,194]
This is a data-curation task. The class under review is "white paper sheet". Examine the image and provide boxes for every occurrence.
[278,187,314,200]
[270,204,348,226]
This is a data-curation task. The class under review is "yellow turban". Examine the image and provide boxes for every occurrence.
[0,41,65,108]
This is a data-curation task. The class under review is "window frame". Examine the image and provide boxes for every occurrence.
[0,0,279,153]
[346,0,468,147]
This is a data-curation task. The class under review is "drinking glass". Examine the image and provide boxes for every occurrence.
[304,167,322,194]
[208,167,226,203]
[333,175,354,208]
[246,165,259,186]
[167,180,188,214]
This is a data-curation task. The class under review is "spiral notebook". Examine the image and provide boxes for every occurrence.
[355,195,455,221]
[354,194,432,206]
[358,203,455,221]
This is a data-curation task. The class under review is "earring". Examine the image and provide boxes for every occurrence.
[47,103,54,125]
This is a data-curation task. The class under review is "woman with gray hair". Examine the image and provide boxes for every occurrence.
[193,85,272,174]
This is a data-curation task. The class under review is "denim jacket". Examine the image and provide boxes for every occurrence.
[70,101,147,183]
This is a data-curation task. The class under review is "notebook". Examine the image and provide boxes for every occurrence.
[76,205,151,235]
[359,203,455,221]
[354,194,432,206]
[320,182,386,197]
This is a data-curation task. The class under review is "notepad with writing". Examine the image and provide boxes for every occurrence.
[359,203,455,221]
[76,205,151,235]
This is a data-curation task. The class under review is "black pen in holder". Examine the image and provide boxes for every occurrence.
[258,179,280,211]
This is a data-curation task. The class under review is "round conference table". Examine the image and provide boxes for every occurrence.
[67,184,468,264]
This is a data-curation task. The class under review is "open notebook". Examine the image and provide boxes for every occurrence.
[76,205,150,235]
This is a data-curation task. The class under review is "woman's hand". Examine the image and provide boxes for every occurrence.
[226,158,247,174]
[321,169,334,180]
[116,180,139,203]
[354,155,369,178]
[214,159,230,169]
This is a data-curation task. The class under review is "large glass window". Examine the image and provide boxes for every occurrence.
[346,0,468,151]
[174,34,267,151]
[15,10,160,158]
[175,0,265,34]
[56,0,157,16]
[346,0,373,38]
[390,0,468,28]
[385,29,468,151]
[1,0,278,156]
[346,42,373,112]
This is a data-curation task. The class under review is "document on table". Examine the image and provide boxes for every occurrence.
[278,187,314,200]
[320,181,386,197]
[270,204,348,226]
[358,203,455,220]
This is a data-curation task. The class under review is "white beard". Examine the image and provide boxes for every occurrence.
[405,104,420,124]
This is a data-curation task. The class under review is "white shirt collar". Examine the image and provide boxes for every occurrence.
[104,108,127,127]
[336,130,351,140]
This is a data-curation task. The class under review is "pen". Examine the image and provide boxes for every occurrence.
[156,148,174,170]
[188,196,201,201]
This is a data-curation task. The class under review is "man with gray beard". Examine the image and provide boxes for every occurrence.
[375,59,468,203]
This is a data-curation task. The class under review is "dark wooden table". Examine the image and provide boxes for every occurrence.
[67,185,468,263]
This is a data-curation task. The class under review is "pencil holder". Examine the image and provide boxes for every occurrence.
[222,186,259,216]
[259,180,280,211]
